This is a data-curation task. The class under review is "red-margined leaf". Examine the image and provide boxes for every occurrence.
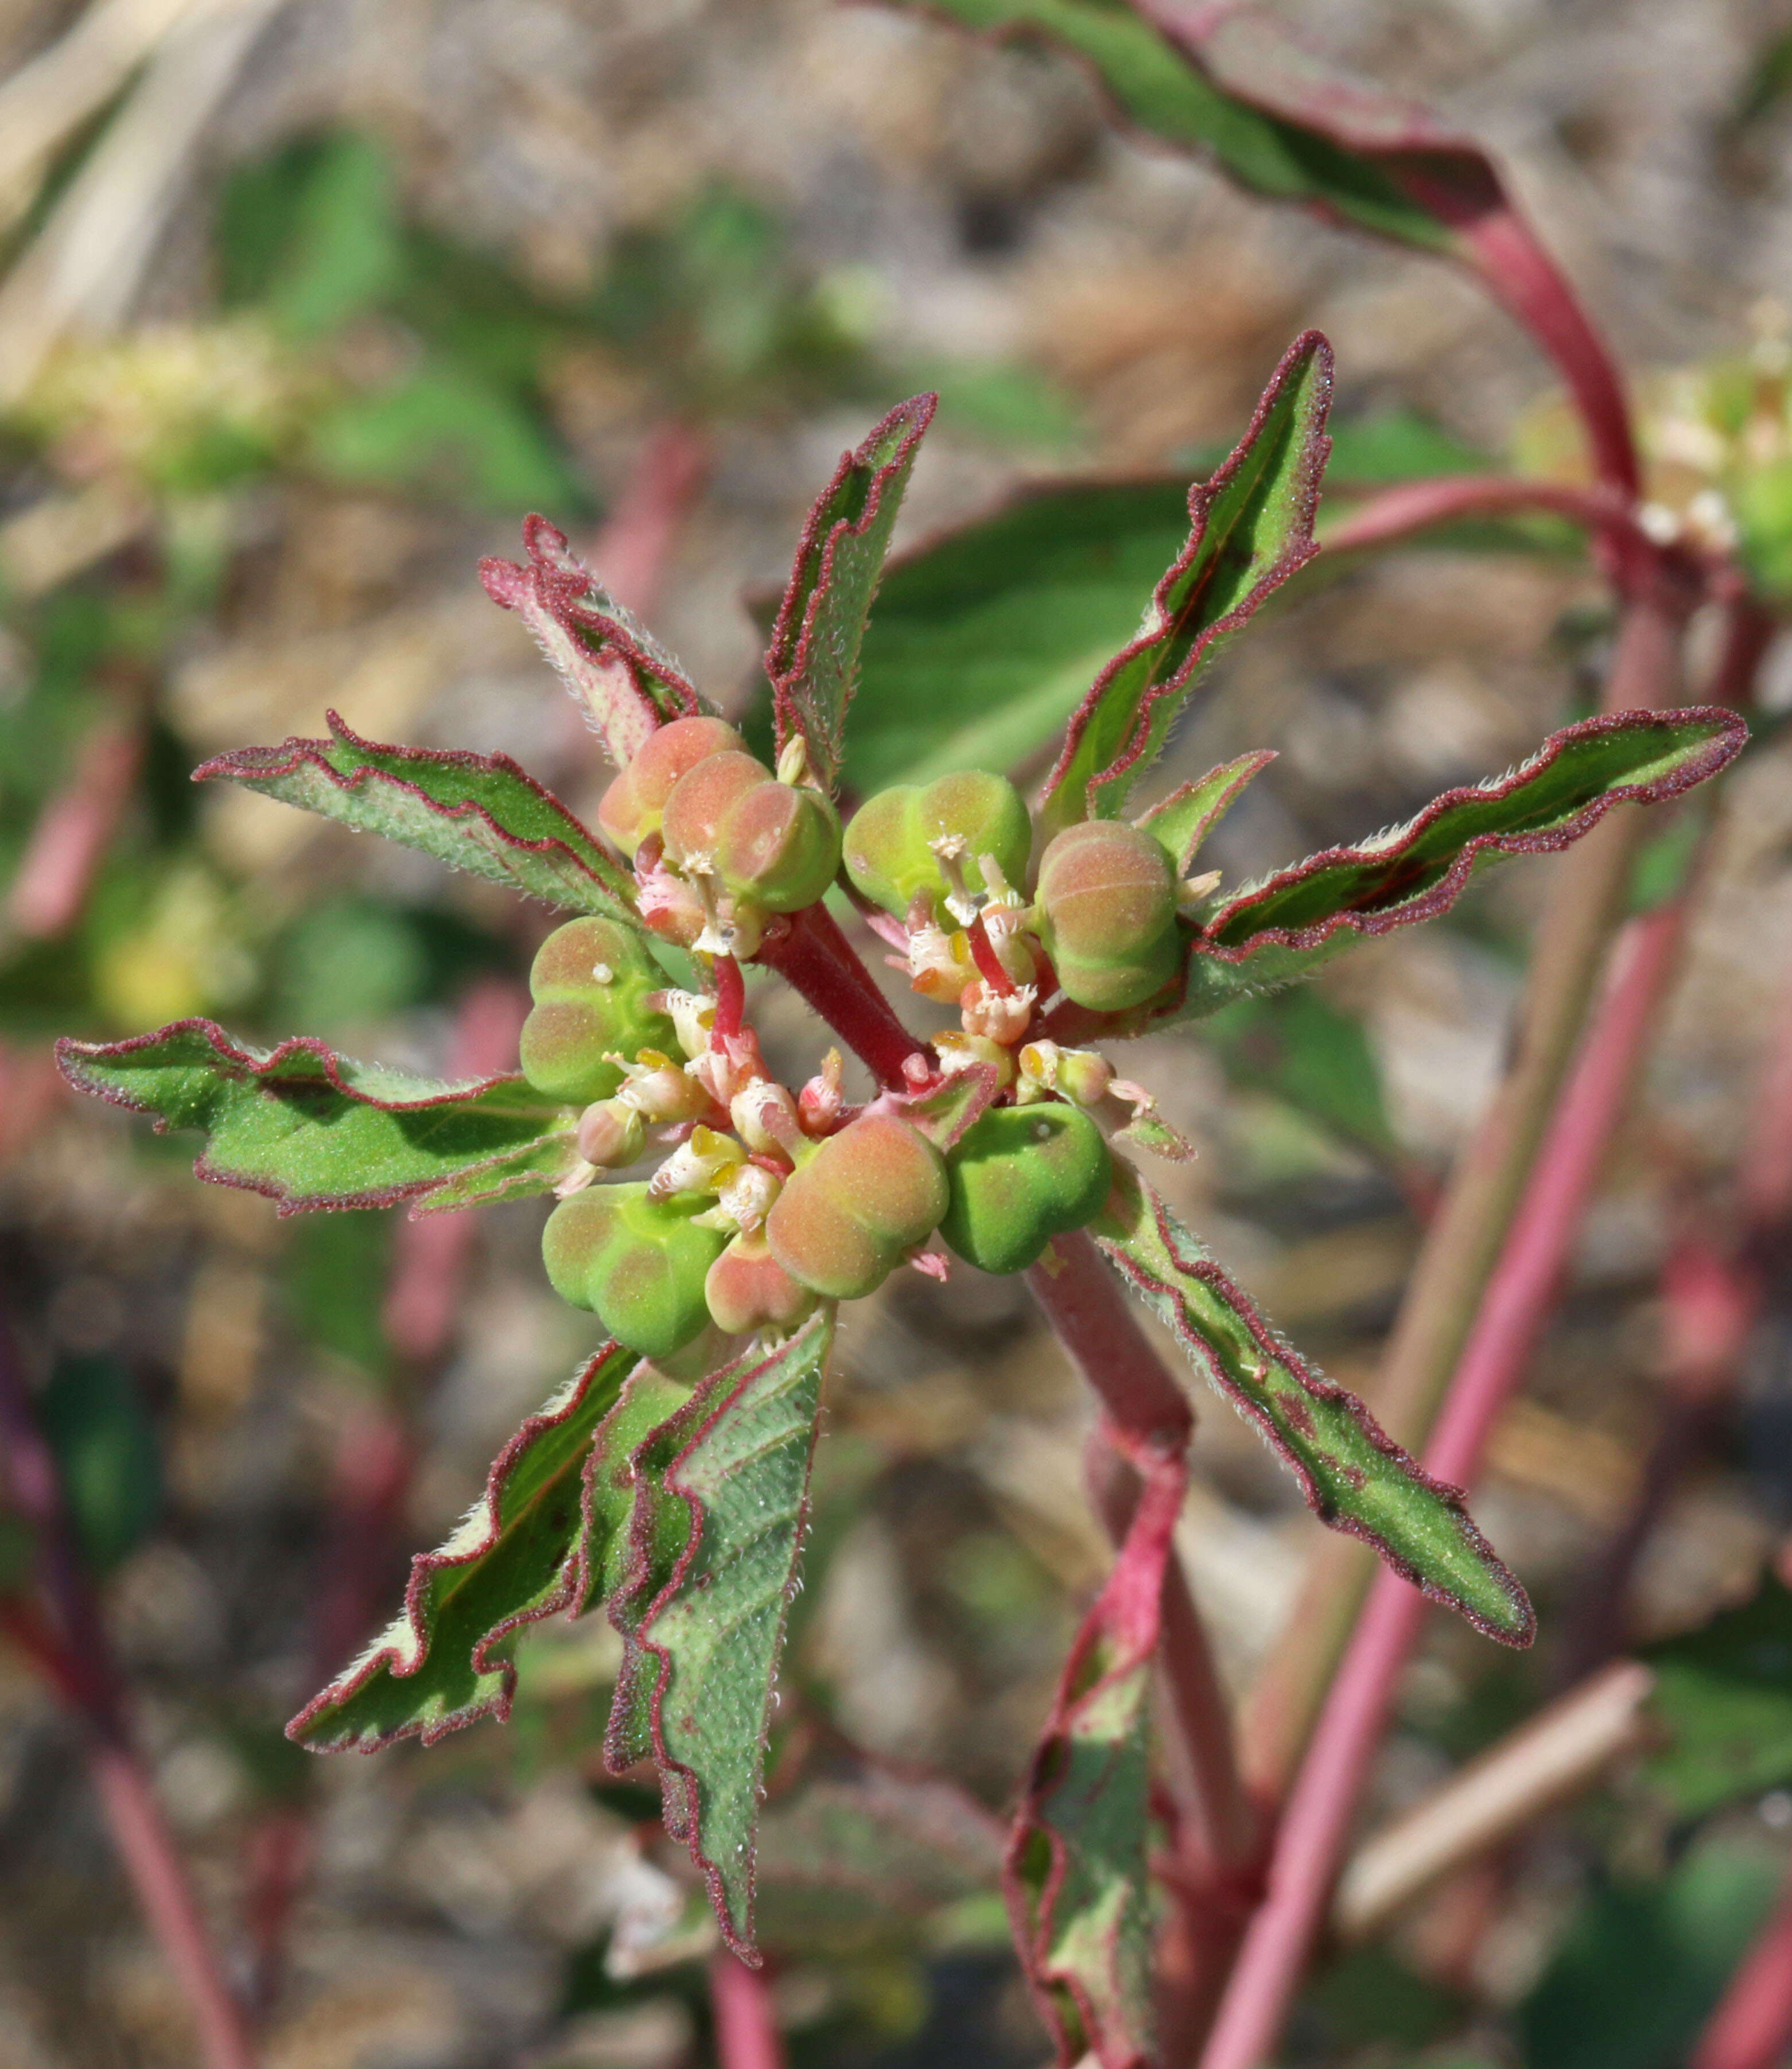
[55,1020,573,1216]
[1134,748,1277,872]
[1094,1159,1533,1644]
[755,1755,1006,1957]
[1040,332,1331,835]
[196,709,638,923]
[1007,1426,1187,2069]
[480,514,710,768]
[605,1310,835,1961]
[1166,707,1748,1019]
[289,1342,637,1751]
[767,395,936,795]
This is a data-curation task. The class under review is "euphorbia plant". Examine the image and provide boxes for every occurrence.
[57,332,1744,2066]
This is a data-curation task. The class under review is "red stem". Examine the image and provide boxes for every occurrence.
[0,1312,256,2069]
[1198,903,1685,2069]
[5,713,145,940]
[1690,1872,1792,2069]
[1325,473,1658,590]
[756,904,926,1091]
[584,420,711,622]
[709,1950,787,2069]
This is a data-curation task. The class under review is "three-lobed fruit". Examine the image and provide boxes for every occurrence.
[703,1231,818,1336]
[939,1103,1111,1274]
[1035,819,1181,1012]
[765,1111,948,1300]
[843,771,1032,917]
[518,917,677,1106]
[660,750,841,913]
[597,715,744,859]
[541,1183,725,1359]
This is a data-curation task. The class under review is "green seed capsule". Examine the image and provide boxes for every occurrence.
[765,1112,948,1300]
[541,1183,725,1359]
[703,1231,818,1337]
[939,1103,1111,1275]
[517,917,676,1106]
[842,770,1033,917]
[661,750,841,914]
[1035,819,1180,1013]
[597,715,744,859]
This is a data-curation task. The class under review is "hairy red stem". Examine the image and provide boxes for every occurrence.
[1690,1872,1792,2069]
[0,1312,256,2069]
[1200,903,1685,2069]
[757,904,926,1091]
[1325,473,1657,588]
[709,1949,787,2069]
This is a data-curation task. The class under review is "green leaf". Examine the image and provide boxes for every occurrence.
[607,1312,835,1959]
[889,1,1503,254]
[1640,1574,1792,1819]
[56,1018,572,1215]
[845,476,1192,792]
[767,396,936,794]
[1007,1433,1184,2069]
[1134,749,1276,873]
[1040,331,1332,834]
[37,1355,162,1573]
[218,130,406,336]
[1173,707,1748,1016]
[755,1759,1006,1957]
[1093,1161,1532,1643]
[289,1343,637,1750]
[196,710,639,923]
[1204,986,1396,1156]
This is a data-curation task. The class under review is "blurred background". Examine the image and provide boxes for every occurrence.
[3,0,1792,2064]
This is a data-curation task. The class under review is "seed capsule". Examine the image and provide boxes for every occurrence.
[1035,819,1181,1013]
[765,1111,949,1300]
[541,1183,726,1359]
[518,917,677,1106]
[661,750,842,914]
[939,1103,1111,1275]
[843,771,1032,919]
[704,1231,818,1337]
[597,715,744,859]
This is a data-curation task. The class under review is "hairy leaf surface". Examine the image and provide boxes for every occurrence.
[197,709,637,921]
[1007,1431,1185,2069]
[607,1313,835,1959]
[289,1343,636,1750]
[1170,707,1748,1016]
[56,1020,571,1215]
[1094,1161,1533,1643]
[767,395,935,794]
[1134,748,1277,872]
[480,514,709,767]
[1041,332,1332,833]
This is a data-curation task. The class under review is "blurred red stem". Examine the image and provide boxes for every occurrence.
[0,1312,256,2069]
[1199,901,1685,2069]
[709,1950,787,2069]
[757,905,924,1090]
[1690,1872,1792,2069]
[1325,473,1657,587]
[584,421,711,623]
[5,713,144,940]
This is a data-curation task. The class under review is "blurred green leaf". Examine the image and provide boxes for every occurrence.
[1204,986,1395,1156]
[1324,408,1491,484]
[274,896,429,1030]
[1641,1575,1792,1819]
[285,1211,392,1381]
[1519,1834,1782,2069]
[1303,1944,1464,2051]
[37,1354,161,1572]
[219,131,405,337]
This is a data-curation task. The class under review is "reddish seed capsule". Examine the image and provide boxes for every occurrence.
[1035,819,1181,1013]
[703,1231,818,1337]
[661,750,841,915]
[765,1111,948,1300]
[597,715,744,859]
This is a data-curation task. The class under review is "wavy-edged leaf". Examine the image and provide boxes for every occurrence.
[767,395,936,794]
[288,1343,636,1751]
[889,0,1508,255]
[1040,332,1332,834]
[480,514,709,768]
[607,1312,835,1959]
[1007,1428,1185,2069]
[55,1019,571,1216]
[1093,1159,1533,1643]
[196,709,638,922]
[755,1753,1006,1956]
[1168,707,1748,1017]
[1641,1574,1792,1819]
[1135,748,1276,872]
